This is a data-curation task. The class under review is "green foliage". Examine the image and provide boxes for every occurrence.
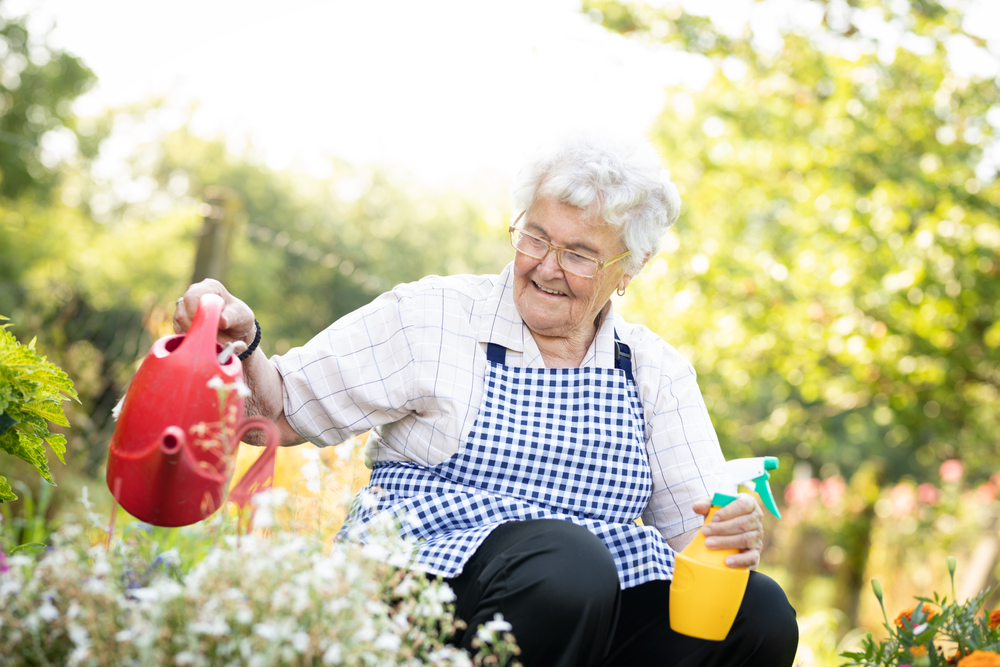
[841,573,1000,666]
[0,479,53,552]
[0,0,96,201]
[0,315,78,501]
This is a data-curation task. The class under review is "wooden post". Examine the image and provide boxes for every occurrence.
[192,187,243,284]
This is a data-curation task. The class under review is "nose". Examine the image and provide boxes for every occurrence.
[536,248,563,277]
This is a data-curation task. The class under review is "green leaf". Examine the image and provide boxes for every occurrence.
[0,428,54,484]
[0,475,15,502]
[0,376,12,415]
[21,395,71,428]
[0,410,15,435]
[45,433,67,464]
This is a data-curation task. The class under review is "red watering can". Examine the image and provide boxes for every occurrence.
[106,293,279,527]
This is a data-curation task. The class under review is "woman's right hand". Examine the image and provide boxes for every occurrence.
[173,279,256,352]
[173,279,301,447]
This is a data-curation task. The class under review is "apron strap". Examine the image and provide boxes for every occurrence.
[488,332,635,384]
[614,331,635,384]
[486,342,507,364]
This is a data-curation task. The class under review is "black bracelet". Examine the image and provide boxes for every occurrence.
[238,320,261,361]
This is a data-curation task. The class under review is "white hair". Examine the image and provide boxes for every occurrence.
[509,132,681,276]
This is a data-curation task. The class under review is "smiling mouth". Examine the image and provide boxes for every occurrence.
[533,281,566,297]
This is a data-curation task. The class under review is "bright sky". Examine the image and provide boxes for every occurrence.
[9,0,710,197]
[7,0,1000,197]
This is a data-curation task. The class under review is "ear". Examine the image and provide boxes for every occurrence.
[620,251,652,290]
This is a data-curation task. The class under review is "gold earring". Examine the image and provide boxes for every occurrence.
[617,286,626,297]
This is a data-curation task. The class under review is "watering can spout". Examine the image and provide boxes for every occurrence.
[159,425,186,458]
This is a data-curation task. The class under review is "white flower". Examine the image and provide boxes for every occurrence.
[61,524,83,539]
[322,642,343,665]
[231,379,252,397]
[115,627,136,642]
[90,559,111,577]
[326,598,349,614]
[189,617,229,636]
[333,438,357,461]
[253,622,278,640]
[361,543,390,563]
[67,644,90,667]
[291,631,311,652]
[394,577,417,598]
[128,587,160,602]
[253,487,289,509]
[68,624,90,647]
[913,622,929,635]
[373,633,402,652]
[359,489,380,510]
[484,613,512,633]
[476,625,498,644]
[37,601,59,622]
[387,549,413,568]
[354,620,376,643]
[157,548,181,567]
[175,650,197,665]
[207,375,225,389]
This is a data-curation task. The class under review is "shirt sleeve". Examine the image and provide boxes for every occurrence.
[629,327,725,541]
[271,288,418,447]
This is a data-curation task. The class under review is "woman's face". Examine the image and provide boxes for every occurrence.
[512,195,632,344]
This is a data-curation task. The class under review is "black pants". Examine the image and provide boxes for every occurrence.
[445,520,799,667]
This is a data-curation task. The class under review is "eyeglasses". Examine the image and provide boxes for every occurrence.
[508,212,631,279]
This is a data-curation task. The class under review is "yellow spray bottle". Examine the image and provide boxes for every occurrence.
[669,456,781,641]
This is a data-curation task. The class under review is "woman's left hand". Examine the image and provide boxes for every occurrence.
[692,493,764,570]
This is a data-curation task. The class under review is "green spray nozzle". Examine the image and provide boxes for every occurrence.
[710,456,782,519]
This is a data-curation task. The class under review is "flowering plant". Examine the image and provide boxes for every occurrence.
[841,557,1000,666]
[0,489,522,667]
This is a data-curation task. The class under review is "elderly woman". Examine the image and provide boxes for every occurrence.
[174,133,798,667]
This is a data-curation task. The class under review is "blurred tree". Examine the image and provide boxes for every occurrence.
[3,107,510,482]
[0,0,95,201]
[81,118,511,348]
[586,0,1000,486]
[584,0,999,621]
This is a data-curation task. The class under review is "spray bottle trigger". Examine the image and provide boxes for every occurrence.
[754,473,782,519]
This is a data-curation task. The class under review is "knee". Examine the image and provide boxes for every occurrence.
[734,572,799,660]
[510,521,620,612]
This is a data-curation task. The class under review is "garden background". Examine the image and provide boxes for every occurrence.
[2,0,1000,664]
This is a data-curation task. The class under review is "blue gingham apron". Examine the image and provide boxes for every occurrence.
[339,335,677,589]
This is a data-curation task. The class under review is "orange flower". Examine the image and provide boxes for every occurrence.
[895,603,940,628]
[910,645,929,657]
[957,650,1000,667]
[988,609,1000,630]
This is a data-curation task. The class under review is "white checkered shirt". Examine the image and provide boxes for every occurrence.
[272,263,725,542]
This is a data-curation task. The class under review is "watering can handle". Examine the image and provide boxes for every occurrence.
[228,416,281,511]
[188,293,227,351]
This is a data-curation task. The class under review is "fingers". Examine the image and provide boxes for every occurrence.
[172,279,256,345]
[700,493,765,568]
[724,548,761,570]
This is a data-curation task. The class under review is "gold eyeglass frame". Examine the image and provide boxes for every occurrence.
[508,211,631,278]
